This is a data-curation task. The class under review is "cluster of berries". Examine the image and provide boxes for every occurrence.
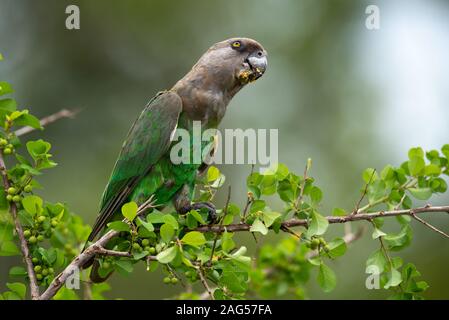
[0,137,14,155]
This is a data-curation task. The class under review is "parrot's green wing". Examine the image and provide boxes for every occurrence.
[87,91,182,242]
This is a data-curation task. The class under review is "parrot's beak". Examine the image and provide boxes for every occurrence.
[246,53,267,80]
[238,51,267,84]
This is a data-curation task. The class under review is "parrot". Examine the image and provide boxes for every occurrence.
[83,37,267,282]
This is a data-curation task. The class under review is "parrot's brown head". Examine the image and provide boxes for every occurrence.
[173,37,267,124]
[185,37,268,93]
[206,37,268,85]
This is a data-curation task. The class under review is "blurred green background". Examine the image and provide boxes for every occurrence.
[1,0,448,299]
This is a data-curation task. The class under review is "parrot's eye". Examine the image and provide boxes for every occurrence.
[231,41,242,49]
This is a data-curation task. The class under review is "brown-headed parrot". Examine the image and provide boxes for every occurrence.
[84,38,267,282]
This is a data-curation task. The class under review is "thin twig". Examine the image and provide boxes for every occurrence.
[379,236,393,266]
[197,266,214,300]
[94,247,133,258]
[280,225,302,239]
[209,186,231,264]
[394,194,407,211]
[352,169,376,215]
[411,212,449,239]
[14,109,81,137]
[241,165,255,221]
[294,161,310,210]
[0,151,40,299]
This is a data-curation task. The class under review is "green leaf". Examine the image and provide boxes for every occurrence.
[221,231,235,252]
[408,188,432,200]
[226,203,240,216]
[384,225,412,251]
[156,246,178,264]
[308,211,328,236]
[9,266,27,277]
[231,246,248,258]
[408,148,426,176]
[363,168,378,183]
[0,240,20,257]
[262,211,281,227]
[14,113,42,129]
[160,223,175,243]
[21,195,43,215]
[26,140,51,161]
[424,164,441,176]
[372,227,387,239]
[366,249,387,273]
[247,172,262,187]
[114,259,133,275]
[147,211,165,224]
[442,144,449,159]
[260,174,277,195]
[53,287,79,300]
[317,263,337,292]
[222,214,234,225]
[181,231,206,247]
[163,214,179,229]
[277,180,295,202]
[133,250,149,260]
[188,209,207,225]
[310,186,323,204]
[220,265,248,293]
[0,98,17,112]
[402,263,420,282]
[0,82,13,96]
[0,187,8,210]
[250,200,265,213]
[210,174,225,188]
[207,166,220,182]
[137,217,154,232]
[121,202,138,221]
[384,268,402,289]
[274,163,289,180]
[368,180,386,203]
[250,218,268,235]
[381,165,395,181]
[6,283,26,299]
[332,208,346,216]
[107,221,130,232]
[327,238,347,258]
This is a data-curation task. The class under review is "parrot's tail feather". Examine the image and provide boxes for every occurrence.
[81,255,95,270]
[90,259,114,283]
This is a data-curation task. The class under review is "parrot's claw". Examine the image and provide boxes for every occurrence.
[180,202,217,224]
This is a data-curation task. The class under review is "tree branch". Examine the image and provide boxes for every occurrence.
[38,230,119,300]
[14,109,80,137]
[35,202,449,300]
[0,151,40,299]
[39,199,161,300]
[194,205,449,233]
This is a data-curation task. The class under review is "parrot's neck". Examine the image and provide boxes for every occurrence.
[172,65,244,128]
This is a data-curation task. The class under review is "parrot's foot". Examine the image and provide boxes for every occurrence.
[179,202,217,224]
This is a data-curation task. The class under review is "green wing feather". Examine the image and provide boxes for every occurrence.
[87,91,182,242]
